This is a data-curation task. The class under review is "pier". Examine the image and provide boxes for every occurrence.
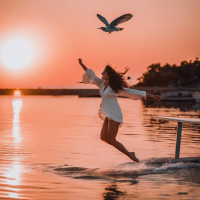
[154,116,200,164]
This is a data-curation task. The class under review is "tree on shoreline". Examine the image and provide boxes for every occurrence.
[135,58,200,87]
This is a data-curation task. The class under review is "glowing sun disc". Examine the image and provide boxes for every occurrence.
[0,38,34,70]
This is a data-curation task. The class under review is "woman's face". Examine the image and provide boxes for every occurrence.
[101,69,109,80]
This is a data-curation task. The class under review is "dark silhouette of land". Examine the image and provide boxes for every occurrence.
[0,88,99,96]
[136,58,200,87]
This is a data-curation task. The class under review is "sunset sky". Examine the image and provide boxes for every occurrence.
[0,0,200,88]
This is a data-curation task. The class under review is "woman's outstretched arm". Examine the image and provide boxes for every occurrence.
[78,58,104,88]
[118,88,161,101]
[78,58,87,71]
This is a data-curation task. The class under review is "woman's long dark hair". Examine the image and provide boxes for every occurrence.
[105,65,129,93]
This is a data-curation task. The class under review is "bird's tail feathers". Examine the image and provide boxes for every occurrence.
[117,27,124,31]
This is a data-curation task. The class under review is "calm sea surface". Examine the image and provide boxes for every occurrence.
[0,95,200,200]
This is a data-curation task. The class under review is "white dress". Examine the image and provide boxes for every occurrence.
[85,69,146,123]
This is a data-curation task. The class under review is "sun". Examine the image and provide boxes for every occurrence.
[0,37,34,70]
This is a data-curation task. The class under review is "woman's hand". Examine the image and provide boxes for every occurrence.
[154,95,162,101]
[78,58,83,65]
[78,58,87,71]
[146,93,161,101]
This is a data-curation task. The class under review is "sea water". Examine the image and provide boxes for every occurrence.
[0,95,200,200]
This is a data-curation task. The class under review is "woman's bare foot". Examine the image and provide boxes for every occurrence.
[129,152,139,163]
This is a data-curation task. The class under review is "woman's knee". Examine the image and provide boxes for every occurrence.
[100,135,107,142]
[107,138,116,145]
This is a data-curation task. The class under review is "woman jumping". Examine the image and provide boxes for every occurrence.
[78,59,161,163]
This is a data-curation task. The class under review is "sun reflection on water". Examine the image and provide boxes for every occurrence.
[4,161,22,199]
[12,99,22,143]
[3,99,24,198]
[14,90,21,97]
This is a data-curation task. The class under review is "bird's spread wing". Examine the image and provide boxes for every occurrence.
[97,14,109,26]
[110,13,133,27]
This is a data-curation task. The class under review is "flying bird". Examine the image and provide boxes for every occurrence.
[97,13,133,34]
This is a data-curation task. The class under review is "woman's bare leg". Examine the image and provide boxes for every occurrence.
[100,118,109,142]
[107,119,139,163]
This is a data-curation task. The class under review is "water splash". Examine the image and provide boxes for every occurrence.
[51,157,200,181]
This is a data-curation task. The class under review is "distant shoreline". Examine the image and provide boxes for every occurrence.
[1,87,200,96]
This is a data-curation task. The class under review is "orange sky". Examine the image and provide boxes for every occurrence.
[0,0,200,88]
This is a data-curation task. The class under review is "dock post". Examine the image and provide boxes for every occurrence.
[175,122,182,159]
